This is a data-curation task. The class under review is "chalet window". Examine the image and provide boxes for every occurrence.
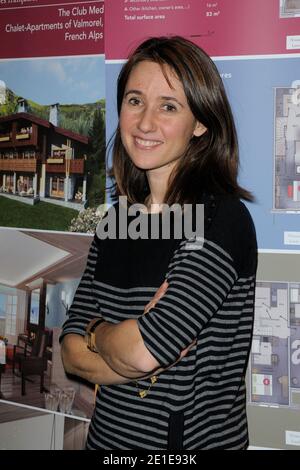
[18,176,33,193]
[6,175,14,191]
[51,177,65,198]
[52,178,64,192]
[23,176,33,192]
[0,126,11,141]
[4,294,17,336]
[17,126,32,135]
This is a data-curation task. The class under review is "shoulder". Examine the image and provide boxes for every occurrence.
[211,194,255,230]
[202,193,257,276]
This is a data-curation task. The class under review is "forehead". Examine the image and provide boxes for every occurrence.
[125,60,184,94]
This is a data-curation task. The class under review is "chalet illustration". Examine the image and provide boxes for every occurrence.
[0,99,88,207]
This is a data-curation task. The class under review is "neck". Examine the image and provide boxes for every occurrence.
[145,181,167,214]
[145,164,174,210]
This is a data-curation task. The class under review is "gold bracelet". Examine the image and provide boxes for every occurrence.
[86,317,104,353]
[135,375,158,398]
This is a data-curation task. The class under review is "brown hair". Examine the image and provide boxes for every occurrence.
[109,36,253,204]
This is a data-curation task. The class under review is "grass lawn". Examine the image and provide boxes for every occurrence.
[0,197,79,231]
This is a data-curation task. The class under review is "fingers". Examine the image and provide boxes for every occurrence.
[143,301,154,314]
[144,280,169,314]
[179,339,197,359]
[152,280,168,302]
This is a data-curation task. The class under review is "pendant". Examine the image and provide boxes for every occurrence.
[139,390,148,398]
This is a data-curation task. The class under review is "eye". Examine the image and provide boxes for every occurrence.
[162,103,177,112]
[128,97,142,106]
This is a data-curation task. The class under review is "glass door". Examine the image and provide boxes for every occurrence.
[51,176,64,198]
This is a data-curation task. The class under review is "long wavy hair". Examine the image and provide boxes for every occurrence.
[109,36,253,204]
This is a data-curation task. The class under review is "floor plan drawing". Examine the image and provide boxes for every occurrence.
[280,0,300,17]
[274,85,300,211]
[250,282,289,406]
[290,283,300,391]
[249,281,300,408]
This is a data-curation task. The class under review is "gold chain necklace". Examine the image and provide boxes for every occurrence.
[135,375,158,398]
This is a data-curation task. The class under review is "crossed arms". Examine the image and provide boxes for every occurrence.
[61,281,195,386]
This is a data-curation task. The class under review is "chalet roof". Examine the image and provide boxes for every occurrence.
[0,112,89,145]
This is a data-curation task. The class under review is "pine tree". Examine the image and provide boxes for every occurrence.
[86,105,106,206]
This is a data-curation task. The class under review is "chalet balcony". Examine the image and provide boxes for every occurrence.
[0,133,11,143]
[16,132,31,140]
[0,126,36,148]
[0,158,38,173]
[16,127,33,140]
[46,157,85,175]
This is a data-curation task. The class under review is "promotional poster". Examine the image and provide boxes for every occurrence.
[0,0,104,450]
[0,0,300,451]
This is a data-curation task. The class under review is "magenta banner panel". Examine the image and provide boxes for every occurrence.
[105,0,300,60]
[0,0,93,8]
[0,0,104,58]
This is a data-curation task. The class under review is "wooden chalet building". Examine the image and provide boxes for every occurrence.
[0,101,88,205]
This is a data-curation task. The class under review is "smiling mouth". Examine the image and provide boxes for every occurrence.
[134,137,163,149]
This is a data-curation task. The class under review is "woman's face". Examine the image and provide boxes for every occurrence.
[120,60,206,175]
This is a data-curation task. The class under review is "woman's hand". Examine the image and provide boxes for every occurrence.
[142,280,197,367]
[143,280,169,314]
[179,339,197,359]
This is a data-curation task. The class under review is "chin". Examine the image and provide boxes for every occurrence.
[133,162,158,171]
[130,155,161,171]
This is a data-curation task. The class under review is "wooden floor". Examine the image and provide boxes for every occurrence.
[0,367,93,423]
[0,400,46,424]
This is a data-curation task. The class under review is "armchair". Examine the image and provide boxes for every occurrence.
[13,330,49,395]
[16,331,34,348]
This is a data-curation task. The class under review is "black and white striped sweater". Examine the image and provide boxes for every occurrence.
[61,194,257,450]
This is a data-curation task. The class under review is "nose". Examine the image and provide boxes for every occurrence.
[137,106,156,133]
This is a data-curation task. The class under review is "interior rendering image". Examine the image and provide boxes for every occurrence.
[0,228,94,425]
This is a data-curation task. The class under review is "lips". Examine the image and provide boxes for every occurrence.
[134,137,163,149]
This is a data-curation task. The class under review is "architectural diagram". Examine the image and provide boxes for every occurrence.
[274,85,300,211]
[249,281,300,408]
[290,283,300,391]
[280,0,300,18]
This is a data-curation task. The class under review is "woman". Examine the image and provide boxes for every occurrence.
[60,36,257,450]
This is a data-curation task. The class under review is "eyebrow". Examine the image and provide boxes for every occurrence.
[124,90,184,107]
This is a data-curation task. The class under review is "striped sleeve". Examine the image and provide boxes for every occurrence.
[59,238,100,342]
[137,238,238,368]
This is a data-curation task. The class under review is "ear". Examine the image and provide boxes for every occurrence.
[193,121,207,138]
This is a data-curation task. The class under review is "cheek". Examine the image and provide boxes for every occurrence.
[119,115,130,143]
[170,121,195,144]
[119,110,126,130]
[120,109,136,136]
[119,117,127,148]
